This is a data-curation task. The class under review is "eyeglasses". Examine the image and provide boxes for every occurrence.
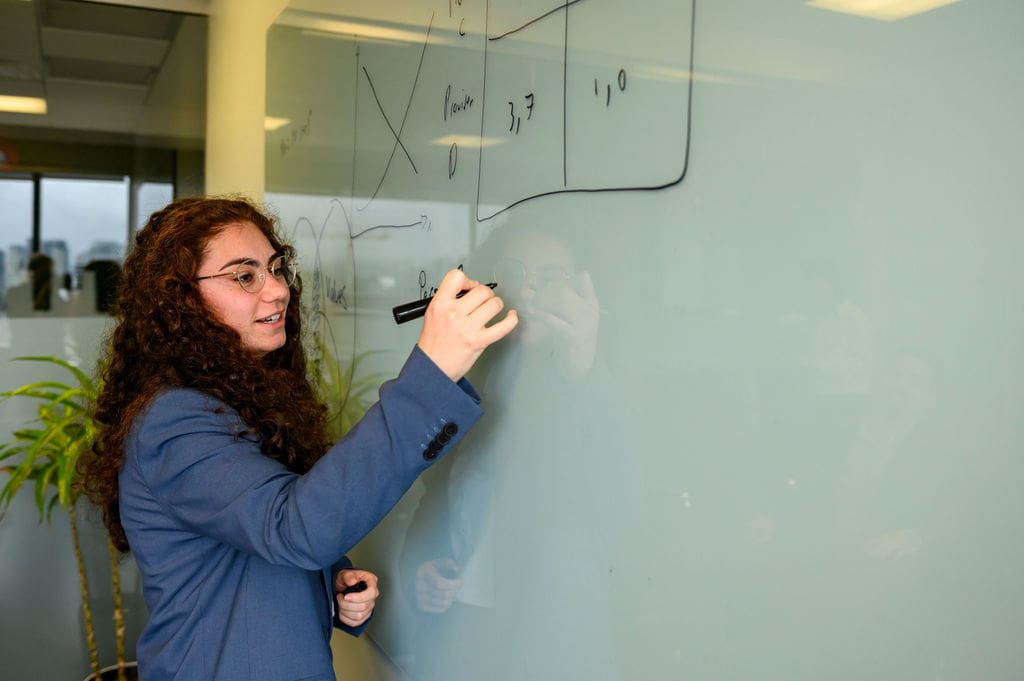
[195,254,298,293]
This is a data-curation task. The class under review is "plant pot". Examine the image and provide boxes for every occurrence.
[81,661,139,681]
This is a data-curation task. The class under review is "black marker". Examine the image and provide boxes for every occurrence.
[392,282,497,324]
[341,580,367,595]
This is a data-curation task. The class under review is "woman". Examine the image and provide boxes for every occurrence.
[78,196,516,681]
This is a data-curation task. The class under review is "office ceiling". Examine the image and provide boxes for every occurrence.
[0,0,207,145]
[0,0,424,151]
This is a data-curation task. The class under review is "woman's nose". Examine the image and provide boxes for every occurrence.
[262,272,291,300]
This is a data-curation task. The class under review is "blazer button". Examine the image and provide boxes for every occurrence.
[423,447,438,461]
[443,423,458,437]
[437,432,450,445]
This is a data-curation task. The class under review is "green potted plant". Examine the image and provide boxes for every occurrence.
[307,337,387,441]
[0,355,136,681]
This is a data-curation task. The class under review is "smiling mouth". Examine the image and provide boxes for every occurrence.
[258,313,282,324]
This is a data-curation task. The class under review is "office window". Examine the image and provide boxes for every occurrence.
[2,175,173,315]
[0,176,34,307]
[40,176,129,290]
[135,181,174,233]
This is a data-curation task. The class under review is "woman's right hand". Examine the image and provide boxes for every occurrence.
[417,269,518,382]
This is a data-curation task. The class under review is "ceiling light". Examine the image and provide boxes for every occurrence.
[265,116,290,131]
[431,134,505,148]
[0,95,47,115]
[286,15,438,46]
[806,0,960,21]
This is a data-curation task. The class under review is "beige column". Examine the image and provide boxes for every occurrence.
[204,0,289,198]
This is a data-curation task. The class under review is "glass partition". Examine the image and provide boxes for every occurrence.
[267,1,1024,679]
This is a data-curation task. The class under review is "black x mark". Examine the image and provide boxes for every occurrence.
[360,11,435,203]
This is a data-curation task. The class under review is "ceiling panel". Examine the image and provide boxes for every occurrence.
[0,0,204,144]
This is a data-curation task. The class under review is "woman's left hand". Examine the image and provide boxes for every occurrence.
[334,569,380,627]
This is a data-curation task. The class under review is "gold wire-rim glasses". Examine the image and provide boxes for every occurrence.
[195,254,297,293]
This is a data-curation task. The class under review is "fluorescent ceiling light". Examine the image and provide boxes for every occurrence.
[300,29,410,47]
[806,0,960,21]
[431,134,505,148]
[0,95,47,115]
[265,116,290,131]
[294,19,428,45]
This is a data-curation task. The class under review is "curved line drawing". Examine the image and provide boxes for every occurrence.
[350,215,430,240]
[283,199,359,416]
[487,0,586,41]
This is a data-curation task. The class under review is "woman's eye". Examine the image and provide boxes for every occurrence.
[235,270,257,285]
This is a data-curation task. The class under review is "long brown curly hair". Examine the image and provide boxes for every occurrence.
[78,196,330,552]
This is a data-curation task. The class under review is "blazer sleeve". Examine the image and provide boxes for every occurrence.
[128,345,483,570]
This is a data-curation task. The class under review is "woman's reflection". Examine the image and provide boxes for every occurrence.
[398,226,631,681]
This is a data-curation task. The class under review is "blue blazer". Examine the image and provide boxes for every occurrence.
[119,347,482,680]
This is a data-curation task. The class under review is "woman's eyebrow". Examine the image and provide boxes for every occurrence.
[215,257,261,272]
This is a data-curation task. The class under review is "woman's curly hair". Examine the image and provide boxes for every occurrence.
[78,196,330,552]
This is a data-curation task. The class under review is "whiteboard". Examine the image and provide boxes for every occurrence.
[266,0,1024,678]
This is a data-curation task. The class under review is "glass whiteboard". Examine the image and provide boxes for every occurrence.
[266,1,1024,678]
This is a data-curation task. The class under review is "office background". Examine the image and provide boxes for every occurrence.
[2,1,1022,679]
